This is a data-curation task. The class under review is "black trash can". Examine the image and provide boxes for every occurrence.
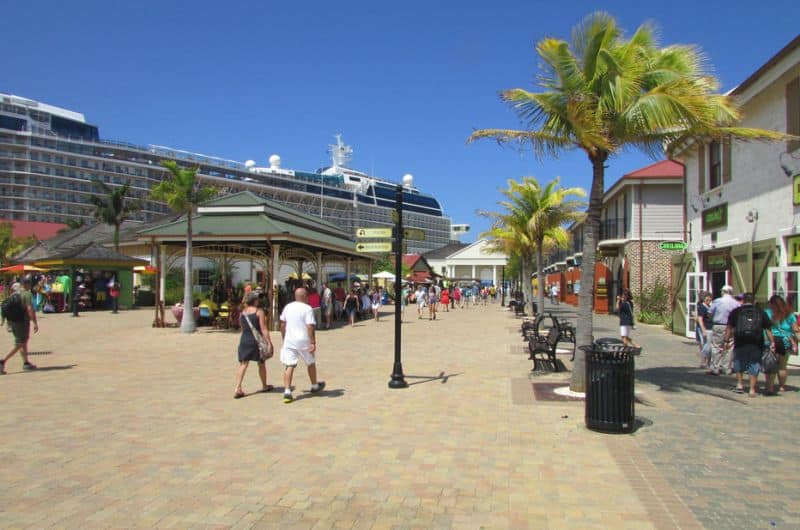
[580,339,640,433]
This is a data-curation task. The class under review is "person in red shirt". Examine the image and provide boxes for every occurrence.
[109,280,121,314]
[307,287,322,327]
[333,283,346,320]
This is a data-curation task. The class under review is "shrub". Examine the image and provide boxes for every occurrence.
[635,278,670,325]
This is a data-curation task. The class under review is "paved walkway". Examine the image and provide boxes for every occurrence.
[0,300,798,529]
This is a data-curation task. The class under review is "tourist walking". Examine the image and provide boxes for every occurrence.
[370,286,382,322]
[707,285,739,376]
[453,285,461,309]
[725,292,774,397]
[551,282,560,305]
[1,279,39,375]
[428,284,438,320]
[308,286,322,328]
[695,292,713,367]
[322,283,333,330]
[617,289,640,349]
[765,294,798,393]
[344,288,359,327]
[234,292,274,399]
[415,284,427,319]
[440,287,450,312]
[279,288,325,403]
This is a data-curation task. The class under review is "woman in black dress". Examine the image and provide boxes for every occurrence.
[234,292,274,399]
[617,289,640,348]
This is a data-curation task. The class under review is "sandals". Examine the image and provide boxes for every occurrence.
[733,387,744,394]
[234,391,245,399]
[260,385,274,393]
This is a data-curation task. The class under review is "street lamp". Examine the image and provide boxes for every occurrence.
[389,184,408,389]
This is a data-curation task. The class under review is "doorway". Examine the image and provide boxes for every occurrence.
[709,271,729,298]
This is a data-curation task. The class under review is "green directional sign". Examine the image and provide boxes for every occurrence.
[659,241,687,251]
[355,227,392,239]
[355,242,393,253]
[403,228,425,241]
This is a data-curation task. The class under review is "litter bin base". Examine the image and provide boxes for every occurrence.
[586,417,634,434]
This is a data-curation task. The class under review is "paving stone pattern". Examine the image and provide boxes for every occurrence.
[0,300,797,528]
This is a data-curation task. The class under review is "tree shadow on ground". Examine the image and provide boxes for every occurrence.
[635,365,800,401]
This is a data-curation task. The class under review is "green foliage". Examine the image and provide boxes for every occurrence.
[88,178,141,251]
[150,161,216,212]
[0,222,35,265]
[635,278,671,325]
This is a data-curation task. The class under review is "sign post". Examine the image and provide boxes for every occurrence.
[389,185,408,389]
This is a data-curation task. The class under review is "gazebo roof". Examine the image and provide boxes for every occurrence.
[33,242,149,268]
[137,191,366,257]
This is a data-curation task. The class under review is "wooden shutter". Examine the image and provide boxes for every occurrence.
[722,136,732,184]
[788,77,800,153]
[698,143,706,194]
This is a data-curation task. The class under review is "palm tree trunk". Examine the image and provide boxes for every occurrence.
[571,153,606,392]
[181,211,197,333]
[113,224,120,254]
[521,255,533,307]
[536,242,544,316]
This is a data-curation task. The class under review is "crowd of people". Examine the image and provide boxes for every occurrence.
[232,279,504,400]
[695,285,798,397]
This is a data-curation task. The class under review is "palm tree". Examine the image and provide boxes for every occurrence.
[150,161,216,333]
[88,179,141,253]
[0,222,35,266]
[481,178,585,313]
[469,12,788,391]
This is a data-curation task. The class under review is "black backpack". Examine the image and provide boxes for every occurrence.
[1,293,25,323]
[735,306,762,341]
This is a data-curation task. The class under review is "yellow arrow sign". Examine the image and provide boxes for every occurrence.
[355,242,393,253]
[403,228,425,241]
[355,227,393,239]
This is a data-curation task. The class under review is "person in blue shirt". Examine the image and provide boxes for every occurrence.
[765,294,799,393]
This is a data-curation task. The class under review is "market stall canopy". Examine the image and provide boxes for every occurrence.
[372,271,396,280]
[133,265,159,275]
[33,242,149,269]
[0,264,48,274]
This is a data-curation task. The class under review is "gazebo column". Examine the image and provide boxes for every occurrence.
[471,265,476,280]
[271,243,281,330]
[492,265,497,286]
[345,258,352,291]
[159,245,167,305]
[315,252,323,290]
[368,260,373,288]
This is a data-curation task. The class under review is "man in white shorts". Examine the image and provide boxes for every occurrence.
[279,287,325,403]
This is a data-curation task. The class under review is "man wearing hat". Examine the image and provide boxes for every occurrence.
[707,285,739,376]
[0,278,39,374]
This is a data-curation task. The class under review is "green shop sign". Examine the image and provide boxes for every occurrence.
[702,203,728,231]
[794,175,800,206]
[706,253,729,271]
[660,241,688,251]
[788,235,800,265]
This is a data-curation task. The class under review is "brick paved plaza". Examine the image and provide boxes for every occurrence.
[1,301,798,529]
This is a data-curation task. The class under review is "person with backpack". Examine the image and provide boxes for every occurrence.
[1,278,39,374]
[724,292,774,397]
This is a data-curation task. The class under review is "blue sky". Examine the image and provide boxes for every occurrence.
[2,1,798,241]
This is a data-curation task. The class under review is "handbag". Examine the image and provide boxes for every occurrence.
[242,311,273,361]
[762,348,779,374]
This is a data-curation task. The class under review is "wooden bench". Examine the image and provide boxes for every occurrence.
[528,320,561,371]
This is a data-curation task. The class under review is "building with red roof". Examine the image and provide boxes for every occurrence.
[542,159,685,313]
[0,219,67,241]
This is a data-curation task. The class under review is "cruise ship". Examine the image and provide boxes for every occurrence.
[0,93,452,252]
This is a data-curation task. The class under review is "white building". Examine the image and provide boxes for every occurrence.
[441,239,508,285]
[671,35,800,338]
